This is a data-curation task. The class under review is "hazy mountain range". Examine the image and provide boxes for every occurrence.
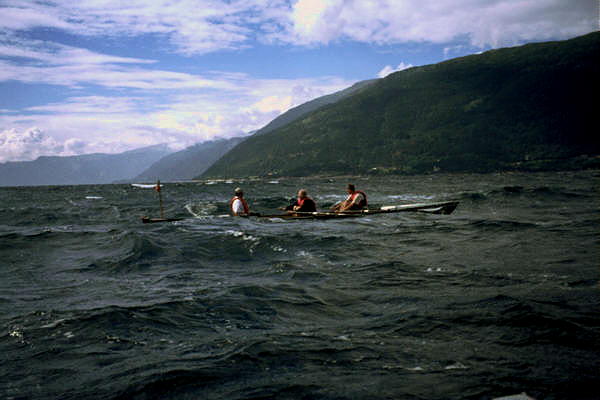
[132,137,247,183]
[0,144,172,187]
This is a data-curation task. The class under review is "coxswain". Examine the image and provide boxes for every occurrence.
[331,183,367,212]
[230,187,250,216]
[285,189,317,213]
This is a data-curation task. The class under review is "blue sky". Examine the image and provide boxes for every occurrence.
[0,0,597,162]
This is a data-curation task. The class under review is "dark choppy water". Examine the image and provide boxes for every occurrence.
[1,171,598,400]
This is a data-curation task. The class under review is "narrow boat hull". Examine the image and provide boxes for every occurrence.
[253,201,459,220]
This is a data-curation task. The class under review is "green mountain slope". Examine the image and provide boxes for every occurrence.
[254,79,377,136]
[202,32,600,178]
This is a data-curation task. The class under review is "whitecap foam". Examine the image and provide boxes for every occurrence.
[185,202,218,218]
[9,329,23,339]
[42,318,67,328]
[387,194,435,201]
[445,362,468,370]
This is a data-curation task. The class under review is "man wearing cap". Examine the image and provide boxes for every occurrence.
[230,187,250,216]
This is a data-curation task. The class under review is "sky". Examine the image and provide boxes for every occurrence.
[0,0,597,162]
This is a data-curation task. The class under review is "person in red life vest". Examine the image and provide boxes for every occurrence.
[332,183,367,212]
[284,189,317,213]
[230,187,250,216]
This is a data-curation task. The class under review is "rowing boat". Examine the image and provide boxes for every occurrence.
[250,200,459,220]
[141,201,458,223]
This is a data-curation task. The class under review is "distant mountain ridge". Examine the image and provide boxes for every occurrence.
[202,32,600,178]
[0,144,173,186]
[130,80,377,182]
[132,137,247,182]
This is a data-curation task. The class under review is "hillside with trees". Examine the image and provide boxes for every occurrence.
[201,32,600,178]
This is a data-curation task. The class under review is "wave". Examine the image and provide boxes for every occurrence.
[449,295,599,349]
[488,185,590,199]
[457,191,487,201]
[467,219,537,231]
[455,184,592,205]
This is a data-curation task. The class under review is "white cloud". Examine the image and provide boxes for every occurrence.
[63,138,88,154]
[0,59,235,90]
[0,0,596,56]
[0,35,155,65]
[0,76,352,161]
[0,4,76,31]
[26,96,146,114]
[0,127,64,162]
[0,36,228,90]
[288,0,598,48]
[251,95,294,113]
[377,62,414,78]
[0,0,287,55]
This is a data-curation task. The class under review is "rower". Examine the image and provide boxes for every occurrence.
[285,189,317,212]
[332,184,367,212]
[230,187,250,216]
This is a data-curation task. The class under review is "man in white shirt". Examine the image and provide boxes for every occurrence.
[230,187,250,216]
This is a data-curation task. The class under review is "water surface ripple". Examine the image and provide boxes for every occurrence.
[1,171,599,399]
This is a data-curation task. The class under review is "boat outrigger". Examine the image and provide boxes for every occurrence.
[246,200,459,220]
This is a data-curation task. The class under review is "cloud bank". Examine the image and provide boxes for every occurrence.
[1,0,596,55]
[0,127,64,162]
[0,74,350,162]
[289,0,597,48]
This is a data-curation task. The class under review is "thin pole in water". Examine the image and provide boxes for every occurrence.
[156,179,164,219]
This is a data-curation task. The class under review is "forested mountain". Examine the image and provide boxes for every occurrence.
[0,144,172,186]
[202,32,600,178]
[132,137,246,182]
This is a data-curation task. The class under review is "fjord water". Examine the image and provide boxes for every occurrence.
[1,171,598,400]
